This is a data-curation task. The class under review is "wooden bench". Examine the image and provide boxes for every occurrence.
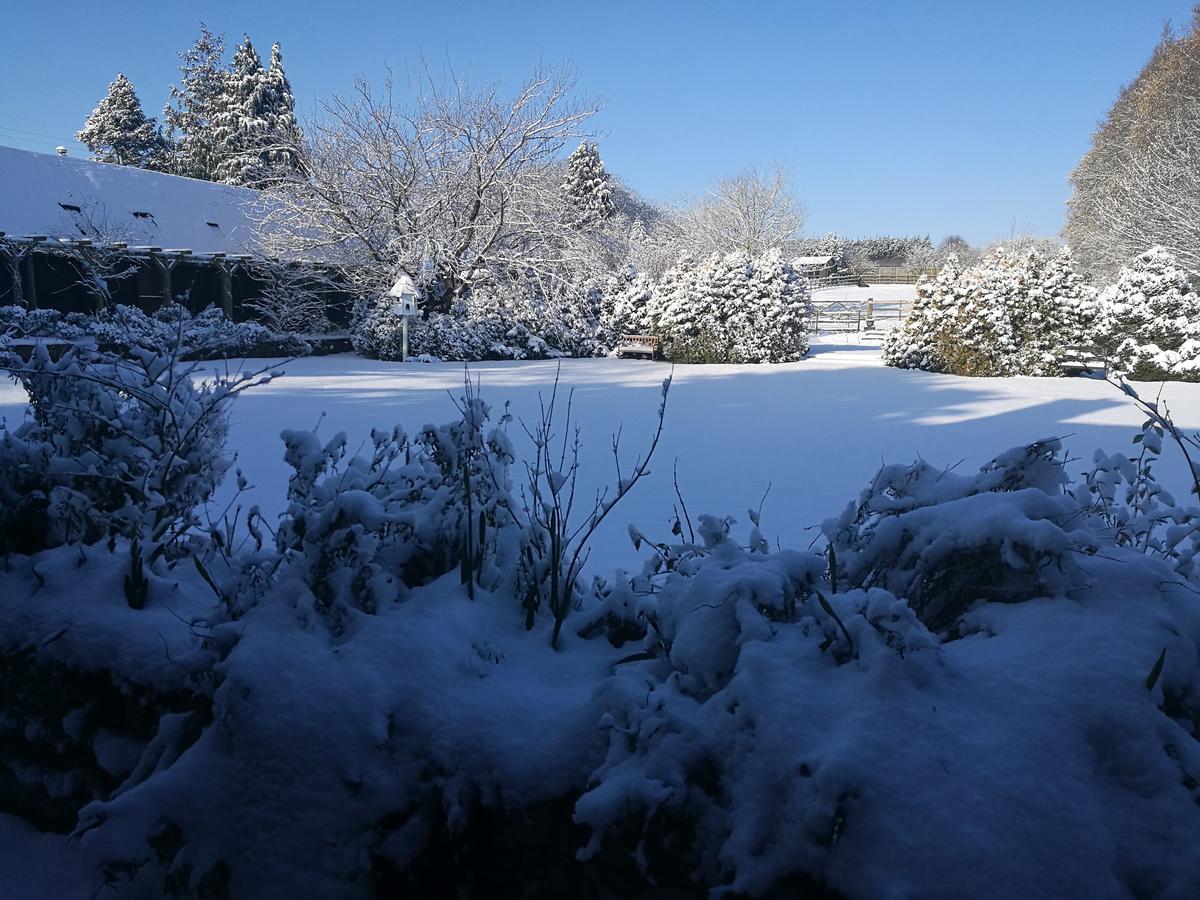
[1060,344,1108,377]
[616,334,662,360]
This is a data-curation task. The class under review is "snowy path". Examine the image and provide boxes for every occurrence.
[5,341,1200,574]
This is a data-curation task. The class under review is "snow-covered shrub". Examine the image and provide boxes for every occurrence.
[1092,247,1200,380]
[598,267,654,345]
[648,248,813,363]
[822,438,1083,632]
[352,278,605,362]
[883,247,1094,376]
[0,302,297,357]
[0,343,273,554]
[274,379,529,631]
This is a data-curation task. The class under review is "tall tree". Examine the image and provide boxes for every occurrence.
[164,24,228,181]
[76,73,167,169]
[212,34,270,186]
[1065,12,1200,276]
[562,141,615,223]
[260,42,305,176]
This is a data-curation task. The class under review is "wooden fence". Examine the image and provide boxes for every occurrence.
[858,266,939,285]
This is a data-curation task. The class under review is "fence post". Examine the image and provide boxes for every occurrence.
[865,298,874,330]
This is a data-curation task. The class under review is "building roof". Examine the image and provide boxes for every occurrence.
[0,145,263,255]
[794,255,836,266]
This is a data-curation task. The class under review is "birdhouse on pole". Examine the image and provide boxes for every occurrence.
[388,273,420,318]
[386,273,420,361]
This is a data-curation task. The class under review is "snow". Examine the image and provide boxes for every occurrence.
[4,340,1188,576]
[0,145,261,254]
[5,344,1200,896]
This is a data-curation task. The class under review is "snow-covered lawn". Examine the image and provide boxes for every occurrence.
[5,340,1200,897]
[4,337,1198,574]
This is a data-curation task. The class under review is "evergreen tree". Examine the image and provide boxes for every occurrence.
[260,42,304,175]
[76,73,167,169]
[562,141,615,223]
[212,37,303,186]
[1094,247,1200,379]
[212,34,270,186]
[164,24,227,181]
[882,247,1093,376]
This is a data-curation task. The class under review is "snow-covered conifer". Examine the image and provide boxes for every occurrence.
[212,35,270,186]
[563,141,616,223]
[76,74,167,169]
[1093,247,1200,380]
[163,25,227,181]
[883,247,1093,376]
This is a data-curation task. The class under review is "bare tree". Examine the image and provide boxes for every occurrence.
[1066,15,1200,276]
[673,165,805,258]
[255,64,602,310]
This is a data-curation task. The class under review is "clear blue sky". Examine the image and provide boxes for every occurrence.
[2,0,1194,246]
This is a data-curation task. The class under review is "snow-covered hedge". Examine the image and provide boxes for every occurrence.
[624,249,813,364]
[0,302,307,358]
[883,247,1094,376]
[352,279,606,362]
[3,365,1200,896]
[1093,246,1200,381]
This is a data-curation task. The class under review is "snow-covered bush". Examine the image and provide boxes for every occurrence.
[273,381,529,632]
[647,249,813,363]
[883,247,1094,376]
[1092,247,1200,380]
[0,342,273,555]
[352,279,605,362]
[822,438,1082,632]
[0,302,299,358]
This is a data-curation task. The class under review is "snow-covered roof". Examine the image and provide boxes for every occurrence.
[795,255,836,266]
[0,145,263,255]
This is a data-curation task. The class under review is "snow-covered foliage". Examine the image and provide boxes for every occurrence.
[845,234,934,268]
[352,279,605,362]
[212,35,303,187]
[883,246,1094,376]
[1093,246,1200,381]
[3,365,1200,896]
[76,74,168,171]
[163,25,228,181]
[638,249,813,363]
[0,303,300,357]
[562,141,615,223]
[0,343,272,555]
[273,382,529,633]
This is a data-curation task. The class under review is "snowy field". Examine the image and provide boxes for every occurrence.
[6,336,1199,576]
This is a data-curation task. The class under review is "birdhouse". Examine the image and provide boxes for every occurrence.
[387,273,419,317]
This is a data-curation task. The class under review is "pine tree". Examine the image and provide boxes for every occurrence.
[76,73,167,169]
[164,24,227,181]
[212,37,303,186]
[882,248,1093,376]
[260,42,304,175]
[212,34,270,186]
[562,141,615,223]
[1094,247,1200,379]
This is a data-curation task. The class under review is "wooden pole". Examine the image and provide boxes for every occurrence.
[402,315,409,362]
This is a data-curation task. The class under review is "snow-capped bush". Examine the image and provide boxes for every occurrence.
[883,247,1094,376]
[822,438,1083,632]
[646,249,813,363]
[0,343,273,555]
[1092,246,1200,380]
[274,382,529,633]
[352,279,605,362]
[0,302,300,357]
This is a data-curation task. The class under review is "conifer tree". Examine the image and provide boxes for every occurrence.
[260,42,304,174]
[212,34,270,186]
[562,141,615,223]
[76,73,167,169]
[164,24,227,181]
